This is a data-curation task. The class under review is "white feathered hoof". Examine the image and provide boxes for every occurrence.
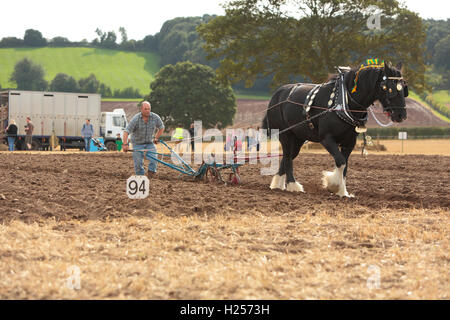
[336,179,355,198]
[322,167,355,198]
[270,174,286,190]
[322,169,340,194]
[286,181,305,193]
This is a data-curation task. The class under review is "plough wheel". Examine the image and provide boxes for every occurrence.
[205,166,219,183]
[229,172,241,185]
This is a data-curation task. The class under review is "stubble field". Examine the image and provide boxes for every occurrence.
[0,149,448,299]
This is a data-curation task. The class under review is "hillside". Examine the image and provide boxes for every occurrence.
[0,47,160,94]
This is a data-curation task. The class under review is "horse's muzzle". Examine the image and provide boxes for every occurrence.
[391,110,407,123]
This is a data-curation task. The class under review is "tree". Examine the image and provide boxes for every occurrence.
[434,35,450,71]
[49,36,70,47]
[198,0,428,92]
[94,28,117,48]
[23,29,47,47]
[424,19,450,64]
[0,37,24,48]
[50,73,79,92]
[78,74,100,93]
[142,35,158,51]
[99,83,112,97]
[146,61,236,129]
[113,87,141,98]
[9,58,48,90]
[119,27,128,44]
[155,16,219,67]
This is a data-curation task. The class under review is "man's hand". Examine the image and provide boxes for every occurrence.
[153,139,159,144]
[123,144,129,152]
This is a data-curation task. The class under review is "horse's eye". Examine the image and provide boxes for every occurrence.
[397,83,402,91]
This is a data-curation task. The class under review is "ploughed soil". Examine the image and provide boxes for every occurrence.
[1,152,448,223]
[0,151,449,299]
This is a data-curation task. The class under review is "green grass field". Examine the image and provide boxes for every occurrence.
[234,91,271,100]
[0,47,160,95]
[409,91,450,122]
[433,90,450,107]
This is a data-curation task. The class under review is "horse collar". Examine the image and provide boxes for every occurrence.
[332,71,368,130]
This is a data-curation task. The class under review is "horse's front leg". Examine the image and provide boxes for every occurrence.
[339,136,357,197]
[320,135,354,198]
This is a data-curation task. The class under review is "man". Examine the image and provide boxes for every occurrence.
[123,101,165,178]
[189,123,195,152]
[24,117,34,150]
[81,119,94,152]
[5,119,18,151]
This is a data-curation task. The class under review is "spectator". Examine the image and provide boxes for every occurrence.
[81,119,94,152]
[24,117,34,150]
[224,131,233,152]
[256,126,261,152]
[5,120,18,151]
[247,127,256,151]
[189,123,195,152]
[115,133,123,152]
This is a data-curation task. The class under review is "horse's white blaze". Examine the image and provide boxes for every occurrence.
[270,174,286,190]
[286,181,305,193]
[322,165,354,197]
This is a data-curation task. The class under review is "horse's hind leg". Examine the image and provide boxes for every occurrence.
[270,133,291,190]
[271,132,305,193]
[321,136,354,197]
[270,156,287,190]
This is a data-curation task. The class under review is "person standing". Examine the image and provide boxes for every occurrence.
[5,120,18,151]
[115,133,123,152]
[81,119,94,152]
[256,126,261,152]
[122,101,165,178]
[189,123,195,152]
[24,117,34,150]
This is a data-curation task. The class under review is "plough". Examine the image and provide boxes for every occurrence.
[129,139,281,185]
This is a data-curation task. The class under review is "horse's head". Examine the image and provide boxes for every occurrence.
[350,60,408,123]
[377,61,408,123]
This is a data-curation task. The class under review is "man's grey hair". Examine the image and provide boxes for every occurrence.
[141,101,151,108]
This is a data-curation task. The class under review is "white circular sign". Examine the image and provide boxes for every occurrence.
[126,175,150,199]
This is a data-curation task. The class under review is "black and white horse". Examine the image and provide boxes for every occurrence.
[262,61,408,197]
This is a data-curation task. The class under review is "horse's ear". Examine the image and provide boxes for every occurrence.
[396,62,403,72]
[385,61,392,70]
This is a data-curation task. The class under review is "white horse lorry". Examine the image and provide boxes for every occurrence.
[0,90,127,151]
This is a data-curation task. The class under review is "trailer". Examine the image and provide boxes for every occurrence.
[0,90,127,151]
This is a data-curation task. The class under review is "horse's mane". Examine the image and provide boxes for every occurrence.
[325,68,357,83]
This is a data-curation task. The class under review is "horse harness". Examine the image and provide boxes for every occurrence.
[271,65,407,134]
[332,68,368,133]
[286,82,325,130]
[285,69,367,132]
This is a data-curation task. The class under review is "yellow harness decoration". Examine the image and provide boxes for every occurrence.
[351,59,385,93]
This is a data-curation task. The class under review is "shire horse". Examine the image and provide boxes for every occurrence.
[262,60,408,197]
